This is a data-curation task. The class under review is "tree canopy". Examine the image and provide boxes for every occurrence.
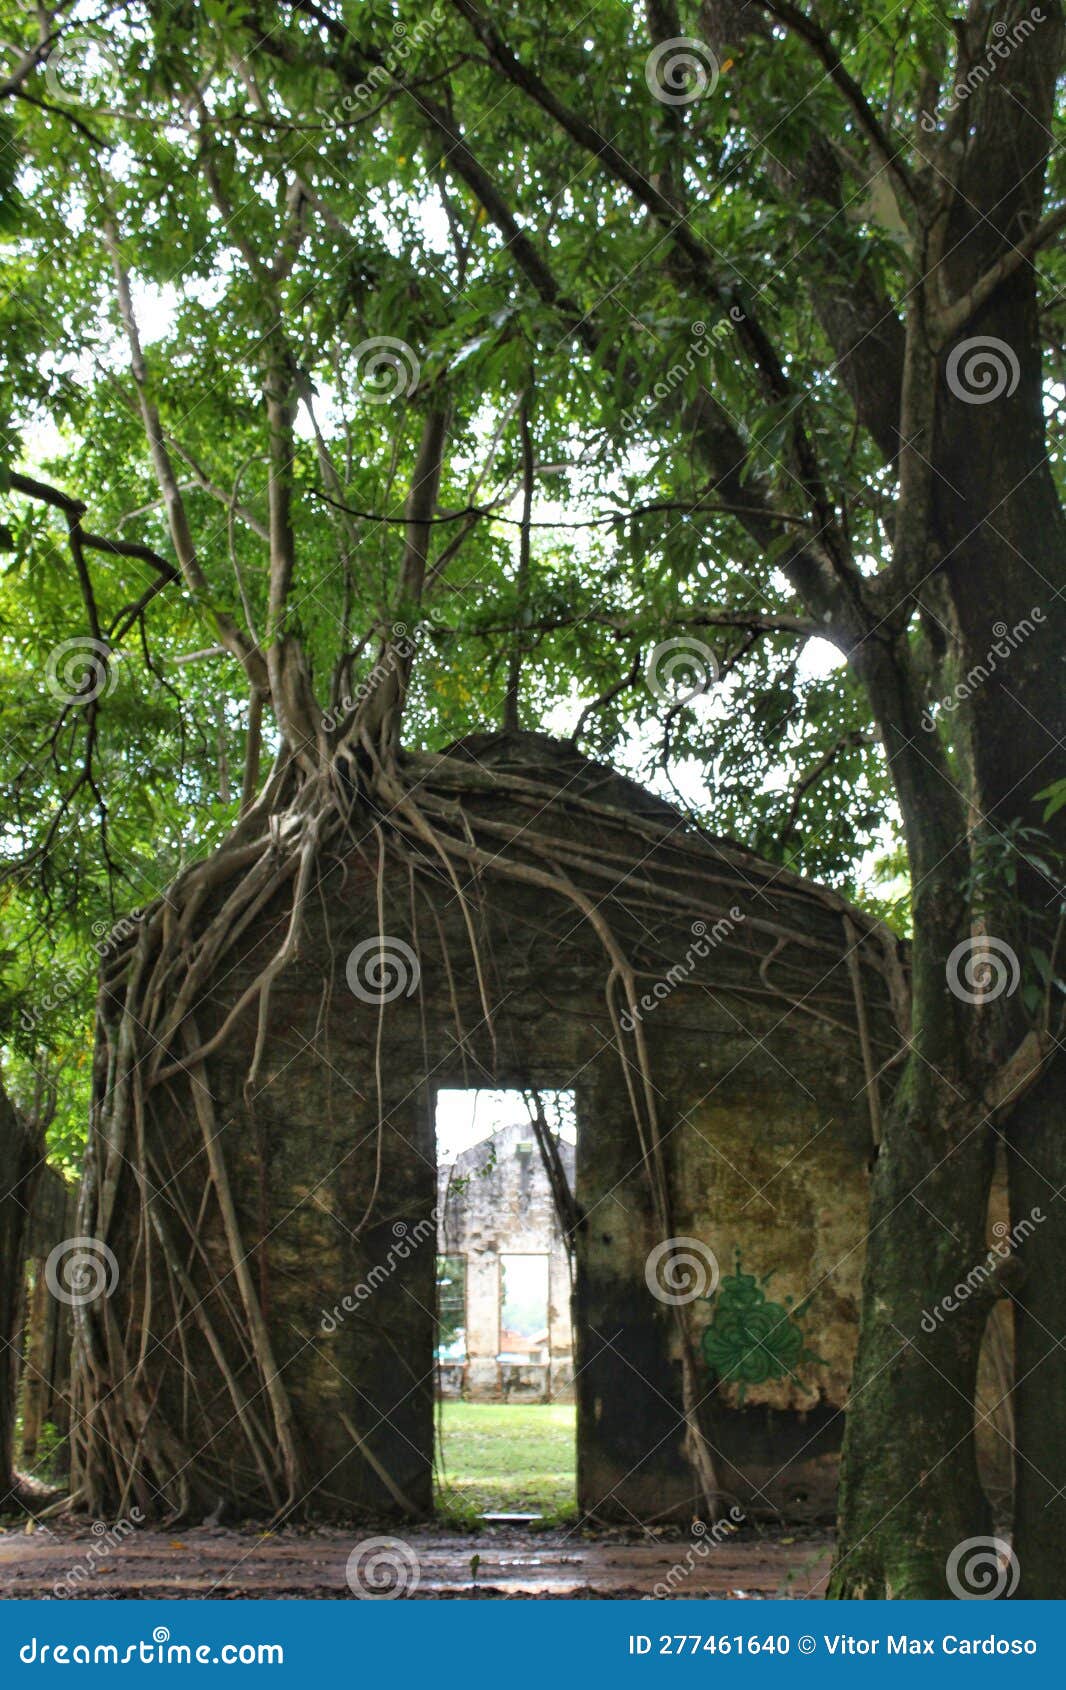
[1,0,1064,1596]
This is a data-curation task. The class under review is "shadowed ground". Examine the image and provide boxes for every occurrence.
[0,1520,832,1599]
[1,1405,832,1596]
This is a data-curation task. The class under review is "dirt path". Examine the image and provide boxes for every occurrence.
[0,1522,831,1600]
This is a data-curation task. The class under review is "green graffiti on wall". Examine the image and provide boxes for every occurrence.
[700,1255,824,1400]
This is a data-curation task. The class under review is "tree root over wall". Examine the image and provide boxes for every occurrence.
[72,733,908,1523]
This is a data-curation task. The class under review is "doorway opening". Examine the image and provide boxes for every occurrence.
[433,1088,577,1522]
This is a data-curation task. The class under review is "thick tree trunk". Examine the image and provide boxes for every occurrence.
[829,1076,996,1596]
[0,1084,44,1503]
[831,2,1066,1595]
[825,601,1000,1594]
[934,28,1066,1583]
[1006,1067,1066,1597]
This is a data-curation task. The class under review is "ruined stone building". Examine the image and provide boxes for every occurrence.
[437,1120,575,1402]
[74,731,918,1523]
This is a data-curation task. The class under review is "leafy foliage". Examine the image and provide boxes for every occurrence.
[2,0,1062,1166]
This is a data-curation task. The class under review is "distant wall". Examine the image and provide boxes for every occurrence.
[437,1121,575,1401]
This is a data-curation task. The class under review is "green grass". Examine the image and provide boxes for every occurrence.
[435,1402,577,1524]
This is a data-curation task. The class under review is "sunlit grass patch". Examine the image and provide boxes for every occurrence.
[435,1401,576,1523]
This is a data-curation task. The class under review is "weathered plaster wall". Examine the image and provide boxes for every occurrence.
[573,999,876,1523]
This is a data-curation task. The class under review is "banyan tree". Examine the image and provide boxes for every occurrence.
[4,0,1064,1596]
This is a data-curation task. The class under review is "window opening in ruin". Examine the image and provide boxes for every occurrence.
[499,1251,550,1371]
[433,1088,577,1520]
[436,1255,467,1363]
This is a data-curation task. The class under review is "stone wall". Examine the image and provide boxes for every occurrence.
[186,855,889,1521]
[82,734,909,1523]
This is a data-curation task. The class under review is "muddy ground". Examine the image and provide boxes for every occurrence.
[0,1520,832,1600]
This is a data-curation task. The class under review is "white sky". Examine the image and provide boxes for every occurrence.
[14,205,898,901]
[434,1087,576,1164]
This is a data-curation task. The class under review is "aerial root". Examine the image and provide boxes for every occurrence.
[73,747,905,1517]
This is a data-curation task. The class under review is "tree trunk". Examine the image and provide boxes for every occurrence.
[830,2,1066,1595]
[934,51,1066,1588]
[18,1265,49,1468]
[1006,1067,1066,1597]
[829,1077,995,1596]
[0,1083,44,1502]
[825,602,1001,1595]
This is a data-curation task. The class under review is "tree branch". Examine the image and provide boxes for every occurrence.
[503,388,535,732]
[932,202,1066,347]
[441,2,849,569]
[104,220,269,694]
[778,729,873,849]
[750,0,919,217]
